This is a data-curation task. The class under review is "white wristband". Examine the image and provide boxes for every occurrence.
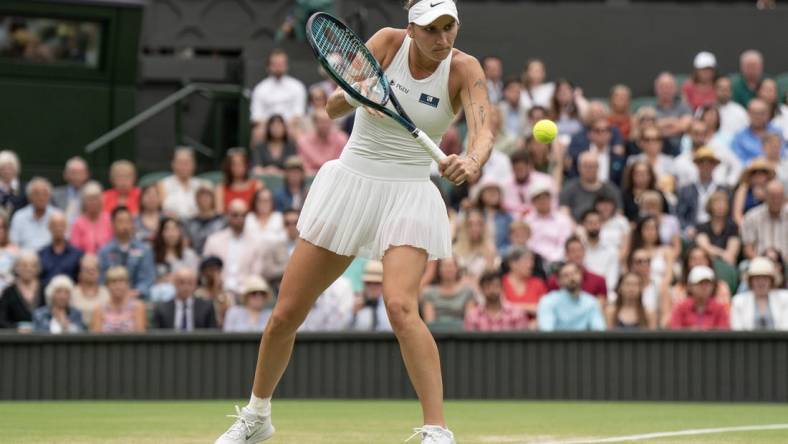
[343,90,362,108]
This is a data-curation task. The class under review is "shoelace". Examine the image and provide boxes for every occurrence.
[404,427,441,444]
[224,406,260,439]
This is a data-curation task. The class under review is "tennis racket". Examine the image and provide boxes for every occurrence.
[305,12,447,163]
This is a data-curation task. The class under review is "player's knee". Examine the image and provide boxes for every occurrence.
[265,308,302,336]
[384,297,419,332]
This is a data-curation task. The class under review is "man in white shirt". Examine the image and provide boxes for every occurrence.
[250,49,307,145]
[579,209,619,300]
[715,76,749,135]
[203,199,265,296]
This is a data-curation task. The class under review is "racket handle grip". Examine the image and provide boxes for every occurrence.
[413,129,447,162]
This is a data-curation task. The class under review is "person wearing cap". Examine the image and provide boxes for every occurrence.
[682,51,718,111]
[215,1,492,442]
[732,98,785,166]
[272,156,308,212]
[223,276,273,332]
[351,260,392,332]
[295,108,348,175]
[195,256,233,328]
[676,146,729,237]
[32,275,84,333]
[741,179,787,261]
[732,158,776,226]
[524,181,574,264]
[153,266,217,331]
[653,72,692,156]
[502,149,556,219]
[731,257,788,330]
[669,265,729,330]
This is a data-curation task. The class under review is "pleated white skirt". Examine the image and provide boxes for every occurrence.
[297,150,452,260]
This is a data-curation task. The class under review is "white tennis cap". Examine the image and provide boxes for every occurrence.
[693,51,717,69]
[688,266,715,285]
[409,0,459,26]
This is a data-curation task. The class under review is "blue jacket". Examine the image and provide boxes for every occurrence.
[675,184,729,232]
[38,243,83,286]
[98,239,156,299]
[32,306,85,332]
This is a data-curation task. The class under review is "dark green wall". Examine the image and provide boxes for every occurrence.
[0,0,142,183]
[1,332,787,401]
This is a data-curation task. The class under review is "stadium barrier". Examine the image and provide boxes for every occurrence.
[1,331,786,402]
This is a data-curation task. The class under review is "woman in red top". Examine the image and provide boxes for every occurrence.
[502,247,547,323]
[607,84,632,139]
[102,160,141,215]
[681,51,718,111]
[215,148,263,213]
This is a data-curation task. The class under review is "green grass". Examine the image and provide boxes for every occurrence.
[1,400,787,443]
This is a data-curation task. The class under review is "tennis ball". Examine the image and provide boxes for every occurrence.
[533,119,558,144]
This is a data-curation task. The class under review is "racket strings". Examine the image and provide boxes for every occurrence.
[311,18,386,104]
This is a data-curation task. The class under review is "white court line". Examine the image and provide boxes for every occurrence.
[538,423,788,444]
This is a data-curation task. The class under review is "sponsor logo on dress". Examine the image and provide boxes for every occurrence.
[419,93,440,108]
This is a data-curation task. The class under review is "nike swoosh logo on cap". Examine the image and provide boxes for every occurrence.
[430,1,445,6]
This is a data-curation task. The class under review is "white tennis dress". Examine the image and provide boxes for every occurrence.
[298,35,455,260]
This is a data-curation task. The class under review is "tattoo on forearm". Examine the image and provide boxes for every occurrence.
[479,105,486,126]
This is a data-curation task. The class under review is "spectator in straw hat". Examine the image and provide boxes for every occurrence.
[676,147,729,236]
[732,158,775,226]
[351,260,391,331]
[223,276,274,332]
[731,257,788,330]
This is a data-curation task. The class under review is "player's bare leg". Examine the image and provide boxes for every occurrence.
[383,246,455,443]
[215,239,353,444]
[252,239,353,397]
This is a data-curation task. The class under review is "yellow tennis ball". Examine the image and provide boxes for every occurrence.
[533,119,558,144]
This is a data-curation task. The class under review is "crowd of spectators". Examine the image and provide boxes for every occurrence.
[0,47,786,335]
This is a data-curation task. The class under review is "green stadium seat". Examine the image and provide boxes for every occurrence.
[674,73,690,89]
[137,171,171,188]
[630,96,657,112]
[257,174,284,190]
[427,319,465,332]
[712,257,739,295]
[198,170,224,184]
[775,72,788,99]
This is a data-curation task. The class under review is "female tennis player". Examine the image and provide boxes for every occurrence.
[216,1,493,443]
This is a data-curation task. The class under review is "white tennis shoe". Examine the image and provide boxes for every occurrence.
[214,405,275,444]
[405,425,456,444]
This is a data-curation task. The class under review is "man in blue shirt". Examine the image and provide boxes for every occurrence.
[538,262,606,331]
[38,211,83,286]
[98,206,155,300]
[732,98,785,165]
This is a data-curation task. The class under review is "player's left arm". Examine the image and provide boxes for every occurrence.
[439,53,494,184]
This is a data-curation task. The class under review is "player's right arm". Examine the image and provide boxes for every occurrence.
[326,28,402,119]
